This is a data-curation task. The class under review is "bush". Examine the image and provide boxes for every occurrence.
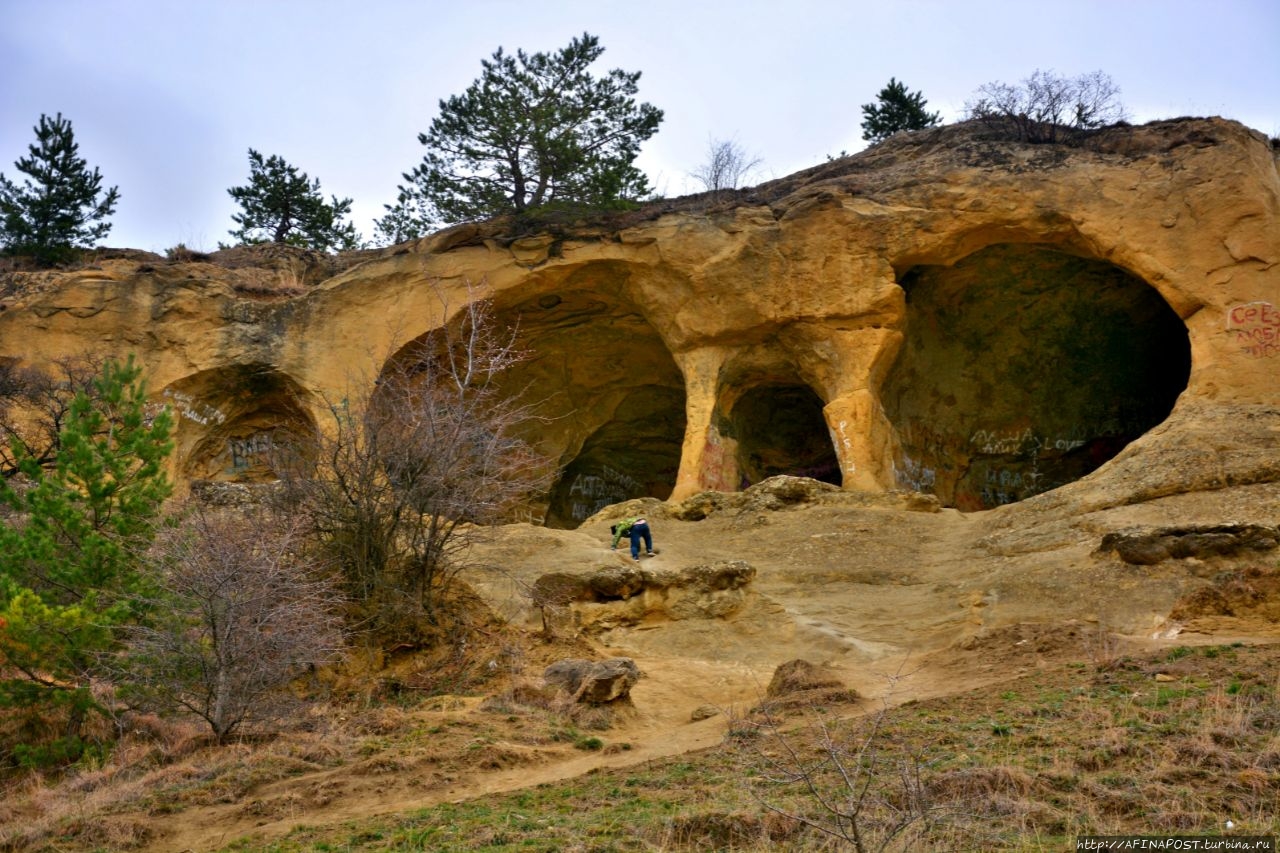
[966,69,1127,143]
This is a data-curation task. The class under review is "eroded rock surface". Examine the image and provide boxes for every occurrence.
[2,118,1276,522]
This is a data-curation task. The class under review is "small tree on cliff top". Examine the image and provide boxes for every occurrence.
[860,78,941,144]
[396,32,663,226]
[0,113,120,265]
[690,137,762,197]
[226,149,361,250]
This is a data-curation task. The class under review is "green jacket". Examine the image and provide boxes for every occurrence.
[610,517,647,549]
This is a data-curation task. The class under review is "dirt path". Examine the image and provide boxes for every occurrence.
[148,483,1280,851]
[152,656,771,853]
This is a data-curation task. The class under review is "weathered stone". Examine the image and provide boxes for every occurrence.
[543,657,641,704]
[765,659,845,698]
[1098,524,1280,565]
[690,704,720,722]
[1,118,1275,523]
[587,565,646,600]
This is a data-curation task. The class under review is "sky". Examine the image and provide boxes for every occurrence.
[3,0,1277,254]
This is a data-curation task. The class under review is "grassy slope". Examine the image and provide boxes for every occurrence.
[221,643,1279,853]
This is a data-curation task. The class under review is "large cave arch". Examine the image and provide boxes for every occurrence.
[500,273,687,528]
[169,364,316,483]
[383,263,687,529]
[881,243,1191,510]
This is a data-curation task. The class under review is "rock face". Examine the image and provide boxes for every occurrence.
[1098,524,1280,565]
[1,118,1277,524]
[532,560,757,635]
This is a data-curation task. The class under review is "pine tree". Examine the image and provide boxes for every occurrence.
[226,149,361,251]
[0,356,173,762]
[396,32,663,227]
[372,190,433,247]
[0,113,120,265]
[860,78,942,144]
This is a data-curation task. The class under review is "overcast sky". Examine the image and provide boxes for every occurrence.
[3,0,1277,253]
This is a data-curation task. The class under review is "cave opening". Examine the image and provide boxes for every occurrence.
[881,243,1191,510]
[449,267,689,529]
[728,383,840,487]
[544,385,686,528]
[174,365,315,484]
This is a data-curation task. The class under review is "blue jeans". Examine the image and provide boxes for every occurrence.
[629,522,652,559]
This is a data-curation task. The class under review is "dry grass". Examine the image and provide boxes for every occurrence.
[3,639,1279,852]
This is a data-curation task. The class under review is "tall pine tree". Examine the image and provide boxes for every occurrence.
[860,78,942,144]
[0,113,120,265]
[395,32,663,227]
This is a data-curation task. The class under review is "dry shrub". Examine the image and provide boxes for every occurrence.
[1232,767,1273,793]
[926,764,1036,801]
[661,811,771,849]
[479,676,558,715]
[58,814,154,849]
[349,706,415,736]
[1170,733,1240,771]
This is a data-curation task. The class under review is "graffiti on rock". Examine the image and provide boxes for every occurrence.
[228,432,274,472]
[894,455,937,492]
[163,388,227,426]
[1227,301,1279,359]
[567,465,643,521]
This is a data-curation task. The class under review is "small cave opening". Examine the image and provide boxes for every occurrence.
[174,365,315,483]
[881,243,1191,510]
[728,383,840,487]
[544,386,687,528]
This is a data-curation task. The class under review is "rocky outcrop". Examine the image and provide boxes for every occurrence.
[2,118,1276,524]
[756,659,860,712]
[532,560,757,635]
[1098,524,1280,565]
[542,657,641,704]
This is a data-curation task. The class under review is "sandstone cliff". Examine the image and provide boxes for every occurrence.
[1,118,1276,526]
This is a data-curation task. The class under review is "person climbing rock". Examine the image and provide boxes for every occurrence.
[610,516,655,562]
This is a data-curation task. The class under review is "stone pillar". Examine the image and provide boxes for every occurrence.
[823,389,898,491]
[670,346,735,501]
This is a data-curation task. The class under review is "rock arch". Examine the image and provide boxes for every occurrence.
[380,263,689,529]
[880,243,1191,509]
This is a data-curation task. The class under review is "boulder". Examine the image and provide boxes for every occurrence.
[766,659,845,698]
[543,658,642,704]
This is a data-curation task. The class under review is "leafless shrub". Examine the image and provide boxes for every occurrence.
[0,353,102,476]
[691,137,762,199]
[120,506,345,744]
[726,664,934,852]
[276,281,555,630]
[965,69,1127,144]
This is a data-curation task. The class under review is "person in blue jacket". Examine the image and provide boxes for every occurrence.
[610,516,655,562]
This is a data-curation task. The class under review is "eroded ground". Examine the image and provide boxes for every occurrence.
[136,478,1280,852]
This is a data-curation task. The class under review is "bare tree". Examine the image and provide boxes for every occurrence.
[0,354,102,477]
[121,506,344,744]
[691,137,762,198]
[965,69,1127,143]
[277,283,555,629]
